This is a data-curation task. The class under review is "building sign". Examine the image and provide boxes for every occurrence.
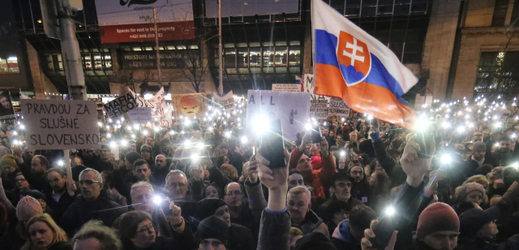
[121,51,184,69]
[246,90,311,141]
[20,100,100,150]
[94,0,195,43]
[205,0,300,18]
[272,84,302,92]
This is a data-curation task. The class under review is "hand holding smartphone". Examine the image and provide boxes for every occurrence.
[260,119,286,169]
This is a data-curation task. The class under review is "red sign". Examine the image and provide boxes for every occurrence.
[99,21,195,44]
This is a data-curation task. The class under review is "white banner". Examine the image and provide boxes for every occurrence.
[21,100,100,150]
[149,87,167,117]
[213,91,235,112]
[272,84,302,92]
[246,90,311,142]
[159,105,173,127]
[127,107,152,124]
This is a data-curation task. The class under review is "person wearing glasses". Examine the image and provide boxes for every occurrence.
[163,170,199,230]
[59,168,127,237]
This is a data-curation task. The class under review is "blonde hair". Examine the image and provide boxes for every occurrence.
[22,213,67,250]
[463,175,490,189]
[220,164,239,181]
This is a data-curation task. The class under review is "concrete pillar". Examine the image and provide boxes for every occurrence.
[505,0,515,26]
[421,0,463,101]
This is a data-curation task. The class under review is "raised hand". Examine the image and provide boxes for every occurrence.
[319,136,329,156]
[400,134,431,187]
[361,220,398,250]
[166,201,183,227]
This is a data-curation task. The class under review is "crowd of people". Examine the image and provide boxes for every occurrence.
[1,95,519,250]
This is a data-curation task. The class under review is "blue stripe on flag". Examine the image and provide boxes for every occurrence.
[315,29,339,67]
[364,54,405,97]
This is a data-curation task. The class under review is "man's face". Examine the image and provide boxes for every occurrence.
[147,138,154,147]
[73,238,102,250]
[4,164,16,174]
[473,150,486,161]
[131,186,154,215]
[72,157,82,167]
[130,143,137,152]
[329,131,335,137]
[100,148,111,161]
[133,164,152,182]
[350,133,357,141]
[296,155,311,172]
[336,136,343,144]
[79,171,103,201]
[422,231,458,250]
[214,205,231,227]
[131,220,156,248]
[323,129,329,136]
[499,140,511,153]
[199,239,226,250]
[350,166,364,182]
[27,150,36,158]
[155,155,167,168]
[224,183,243,208]
[15,174,30,191]
[31,157,46,176]
[287,192,311,223]
[332,179,352,201]
[47,171,66,193]
[473,135,483,142]
[141,150,151,160]
[164,174,187,199]
[288,173,304,190]
[219,147,229,156]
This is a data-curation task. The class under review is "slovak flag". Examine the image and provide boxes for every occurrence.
[312,0,418,128]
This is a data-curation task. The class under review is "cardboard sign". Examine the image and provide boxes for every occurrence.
[127,107,152,124]
[272,84,302,92]
[328,97,350,117]
[246,90,311,141]
[213,91,235,112]
[20,100,100,150]
[311,98,329,120]
[172,93,208,118]
[103,92,137,119]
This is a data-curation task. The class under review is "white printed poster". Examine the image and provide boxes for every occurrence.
[213,91,235,112]
[246,90,311,141]
[272,84,302,92]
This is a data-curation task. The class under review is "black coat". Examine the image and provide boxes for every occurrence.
[45,190,76,222]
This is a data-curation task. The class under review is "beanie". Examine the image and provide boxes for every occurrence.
[196,216,229,245]
[25,190,46,202]
[295,232,337,250]
[125,151,142,165]
[16,196,43,222]
[140,144,152,153]
[416,202,459,239]
[455,182,485,202]
[0,154,16,169]
[196,198,227,221]
[473,142,486,152]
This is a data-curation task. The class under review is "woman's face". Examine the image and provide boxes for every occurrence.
[1,97,10,109]
[131,220,156,248]
[214,205,231,227]
[28,221,54,249]
[464,191,483,205]
[205,186,219,198]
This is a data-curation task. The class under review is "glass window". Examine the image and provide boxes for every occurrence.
[189,45,199,49]
[263,47,273,67]
[289,41,300,46]
[103,54,112,68]
[237,48,249,68]
[250,47,261,67]
[132,47,142,51]
[250,42,261,47]
[83,54,92,69]
[289,46,301,66]
[275,41,287,46]
[0,59,7,74]
[224,48,236,68]
[56,55,63,70]
[330,0,345,14]
[46,55,54,71]
[177,45,187,50]
[166,46,176,50]
[6,57,19,73]
[274,47,287,67]
[93,54,102,69]
[144,47,153,51]
[492,0,509,26]
[474,51,519,96]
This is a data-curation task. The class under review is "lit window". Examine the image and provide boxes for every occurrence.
[6,57,19,73]
[132,47,142,51]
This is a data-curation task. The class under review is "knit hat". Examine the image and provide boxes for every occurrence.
[456,182,486,202]
[196,198,227,221]
[25,190,46,202]
[295,232,337,250]
[196,216,229,245]
[459,207,500,238]
[16,196,43,222]
[0,154,16,169]
[125,151,142,165]
[140,144,152,153]
[473,142,486,152]
[416,202,460,239]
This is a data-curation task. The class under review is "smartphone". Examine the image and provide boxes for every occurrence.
[371,214,398,250]
[311,127,322,143]
[260,119,286,169]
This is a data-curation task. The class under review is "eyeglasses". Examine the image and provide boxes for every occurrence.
[15,179,27,183]
[136,224,154,234]
[79,180,100,186]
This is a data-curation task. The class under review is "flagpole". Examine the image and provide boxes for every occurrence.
[154,9,162,85]
[218,0,224,95]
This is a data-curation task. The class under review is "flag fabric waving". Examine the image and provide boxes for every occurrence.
[312,0,418,128]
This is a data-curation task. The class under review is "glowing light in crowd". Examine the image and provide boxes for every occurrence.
[154,126,160,132]
[251,114,271,135]
[57,160,64,167]
[197,142,205,149]
[109,141,117,148]
[131,134,136,139]
[414,119,429,131]
[442,121,451,129]
[134,124,140,130]
[185,119,191,126]
[191,154,200,162]
[120,139,128,147]
[153,195,163,205]
[441,154,452,165]
[384,206,395,216]
[494,122,502,128]
[169,130,175,135]
[340,151,346,157]
[184,140,192,147]
[107,133,112,138]
[20,124,25,130]
[241,136,248,144]
[513,163,519,170]
[224,131,231,138]
[457,126,465,133]
[305,123,312,131]
[142,130,148,136]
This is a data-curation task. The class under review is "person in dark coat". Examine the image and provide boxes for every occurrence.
[59,168,127,237]
[44,168,76,221]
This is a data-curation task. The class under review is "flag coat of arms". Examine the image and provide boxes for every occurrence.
[312,0,418,128]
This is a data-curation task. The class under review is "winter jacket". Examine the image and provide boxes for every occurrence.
[257,208,290,250]
[59,195,127,237]
[228,223,256,250]
[289,147,337,200]
[45,189,76,222]
[457,235,519,250]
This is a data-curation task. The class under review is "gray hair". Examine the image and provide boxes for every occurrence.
[79,168,103,184]
[165,170,187,185]
[72,220,121,250]
[130,181,154,197]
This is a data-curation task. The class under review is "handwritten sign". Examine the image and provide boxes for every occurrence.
[103,92,137,119]
[328,97,350,117]
[20,100,100,150]
[311,98,329,120]
[213,91,235,112]
[272,84,301,92]
[127,107,152,124]
[246,90,311,141]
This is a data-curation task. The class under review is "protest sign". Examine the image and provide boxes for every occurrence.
[158,105,173,127]
[311,98,329,120]
[272,84,302,92]
[172,93,208,118]
[0,91,15,120]
[20,100,100,150]
[127,107,152,124]
[103,92,137,119]
[328,97,350,117]
[246,90,311,141]
[149,87,167,117]
[213,91,235,112]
